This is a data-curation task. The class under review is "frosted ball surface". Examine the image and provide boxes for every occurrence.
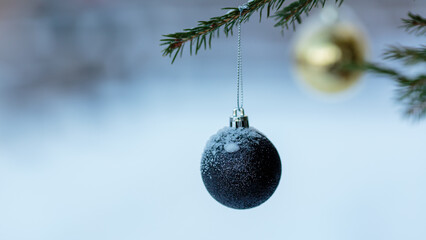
[201,127,282,209]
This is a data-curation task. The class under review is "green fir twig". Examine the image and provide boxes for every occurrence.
[383,45,426,65]
[402,12,426,35]
[340,12,426,119]
[365,63,426,119]
[363,12,426,119]
[161,0,341,63]
[273,0,336,29]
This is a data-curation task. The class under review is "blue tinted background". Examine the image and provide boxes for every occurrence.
[0,0,425,239]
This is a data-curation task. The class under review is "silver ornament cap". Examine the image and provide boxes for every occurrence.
[230,108,249,128]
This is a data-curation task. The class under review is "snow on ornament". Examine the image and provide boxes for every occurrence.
[201,108,282,209]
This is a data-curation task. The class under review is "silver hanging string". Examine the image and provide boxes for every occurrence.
[236,5,247,110]
[229,4,249,128]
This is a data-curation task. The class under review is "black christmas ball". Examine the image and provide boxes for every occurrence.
[201,127,282,209]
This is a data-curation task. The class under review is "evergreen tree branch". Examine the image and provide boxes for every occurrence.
[273,0,340,29]
[383,45,426,65]
[342,12,426,119]
[375,12,426,119]
[161,0,282,63]
[161,3,426,119]
[363,63,426,119]
[161,0,340,63]
[402,12,426,35]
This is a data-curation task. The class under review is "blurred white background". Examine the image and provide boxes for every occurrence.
[0,0,426,239]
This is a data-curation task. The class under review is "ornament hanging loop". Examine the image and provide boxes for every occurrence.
[230,107,249,128]
[237,4,249,19]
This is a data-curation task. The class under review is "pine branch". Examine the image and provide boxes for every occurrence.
[402,12,426,35]
[161,0,280,63]
[383,45,426,65]
[161,0,339,63]
[374,12,426,119]
[161,3,426,119]
[363,63,426,119]
[273,0,335,29]
[340,12,426,119]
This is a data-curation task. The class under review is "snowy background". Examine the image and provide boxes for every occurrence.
[0,0,426,239]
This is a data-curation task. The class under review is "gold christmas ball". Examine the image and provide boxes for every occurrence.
[294,10,367,94]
